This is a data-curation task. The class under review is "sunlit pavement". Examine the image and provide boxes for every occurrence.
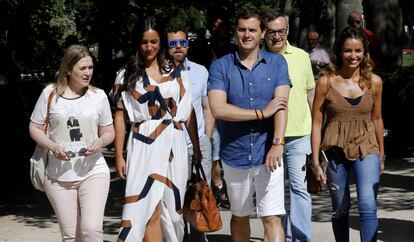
[1,157,413,242]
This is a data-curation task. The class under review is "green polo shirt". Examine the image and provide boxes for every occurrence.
[282,42,315,137]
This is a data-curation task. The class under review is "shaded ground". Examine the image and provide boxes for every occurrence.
[0,155,413,241]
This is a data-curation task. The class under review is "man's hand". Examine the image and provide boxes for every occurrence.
[265,145,284,172]
[262,96,287,118]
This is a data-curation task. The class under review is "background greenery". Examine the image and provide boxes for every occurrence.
[1,0,414,159]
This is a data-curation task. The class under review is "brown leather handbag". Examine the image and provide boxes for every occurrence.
[305,149,328,194]
[183,163,223,232]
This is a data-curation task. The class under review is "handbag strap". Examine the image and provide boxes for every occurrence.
[193,163,208,183]
[43,89,56,134]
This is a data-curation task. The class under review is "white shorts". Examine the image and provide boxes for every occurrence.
[222,161,285,217]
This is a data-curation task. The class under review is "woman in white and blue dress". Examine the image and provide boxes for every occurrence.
[111,17,201,242]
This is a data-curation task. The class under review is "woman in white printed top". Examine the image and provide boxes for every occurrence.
[29,44,115,242]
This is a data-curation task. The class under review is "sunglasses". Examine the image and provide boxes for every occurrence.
[168,39,189,48]
[66,148,87,158]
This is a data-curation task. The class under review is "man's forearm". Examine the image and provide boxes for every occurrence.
[273,109,288,140]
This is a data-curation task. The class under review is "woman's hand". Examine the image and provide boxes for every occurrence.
[115,157,127,180]
[380,155,386,175]
[85,138,104,156]
[311,162,327,184]
[50,143,69,161]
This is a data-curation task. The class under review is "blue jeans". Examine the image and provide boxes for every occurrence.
[326,152,380,242]
[283,135,312,242]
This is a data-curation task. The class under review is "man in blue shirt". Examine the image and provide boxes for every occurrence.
[208,8,291,242]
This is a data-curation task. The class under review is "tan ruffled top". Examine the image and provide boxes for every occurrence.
[321,87,379,161]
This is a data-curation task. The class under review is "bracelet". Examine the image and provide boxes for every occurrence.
[380,154,386,163]
[257,109,263,120]
[259,109,265,119]
[254,109,260,120]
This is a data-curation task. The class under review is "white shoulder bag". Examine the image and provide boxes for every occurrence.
[30,90,55,191]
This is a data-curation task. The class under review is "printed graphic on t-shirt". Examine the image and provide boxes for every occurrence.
[57,114,93,163]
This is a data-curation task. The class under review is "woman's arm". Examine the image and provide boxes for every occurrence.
[311,75,330,184]
[371,74,385,173]
[85,123,115,156]
[29,121,69,160]
[114,110,127,179]
[186,108,202,165]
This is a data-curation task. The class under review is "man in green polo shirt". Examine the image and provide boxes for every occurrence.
[263,10,315,242]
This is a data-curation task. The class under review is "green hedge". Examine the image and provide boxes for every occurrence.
[380,66,414,157]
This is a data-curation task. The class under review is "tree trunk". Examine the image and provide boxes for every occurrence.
[336,0,363,36]
[364,0,403,69]
[281,0,300,46]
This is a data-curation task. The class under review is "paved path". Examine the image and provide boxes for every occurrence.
[1,157,413,242]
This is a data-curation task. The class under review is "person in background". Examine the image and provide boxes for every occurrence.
[347,10,381,69]
[208,8,291,242]
[263,10,315,242]
[29,44,115,241]
[207,13,234,210]
[311,26,384,242]
[111,16,201,242]
[166,23,215,242]
[307,30,330,80]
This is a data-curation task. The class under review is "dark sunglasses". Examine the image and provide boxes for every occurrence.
[66,148,87,158]
[168,39,189,48]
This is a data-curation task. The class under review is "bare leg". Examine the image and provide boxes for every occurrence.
[212,160,222,186]
[144,203,162,242]
[231,215,250,242]
[262,215,284,242]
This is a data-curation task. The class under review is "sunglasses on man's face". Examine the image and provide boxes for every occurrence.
[168,39,189,48]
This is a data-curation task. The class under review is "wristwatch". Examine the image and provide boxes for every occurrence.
[272,137,285,146]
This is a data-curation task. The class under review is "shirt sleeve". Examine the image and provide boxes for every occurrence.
[30,85,53,125]
[98,90,113,126]
[110,68,126,109]
[304,56,316,90]
[202,67,208,97]
[207,60,226,92]
[275,56,292,88]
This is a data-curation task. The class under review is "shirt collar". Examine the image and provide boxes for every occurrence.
[233,49,267,65]
[283,41,294,55]
[183,58,191,71]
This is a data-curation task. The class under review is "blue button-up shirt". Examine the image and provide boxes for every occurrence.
[207,50,291,169]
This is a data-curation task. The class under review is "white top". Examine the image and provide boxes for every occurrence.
[30,84,113,181]
[184,59,209,147]
[309,45,330,65]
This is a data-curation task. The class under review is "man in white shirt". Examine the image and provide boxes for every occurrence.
[167,25,215,242]
[307,31,330,80]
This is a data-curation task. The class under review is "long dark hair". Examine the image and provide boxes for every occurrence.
[325,26,374,89]
[124,16,171,90]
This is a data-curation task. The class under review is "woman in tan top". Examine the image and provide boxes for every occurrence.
[311,26,384,242]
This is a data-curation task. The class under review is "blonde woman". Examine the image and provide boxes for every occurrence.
[29,44,115,241]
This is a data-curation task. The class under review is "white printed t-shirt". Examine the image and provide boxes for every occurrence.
[30,84,113,181]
